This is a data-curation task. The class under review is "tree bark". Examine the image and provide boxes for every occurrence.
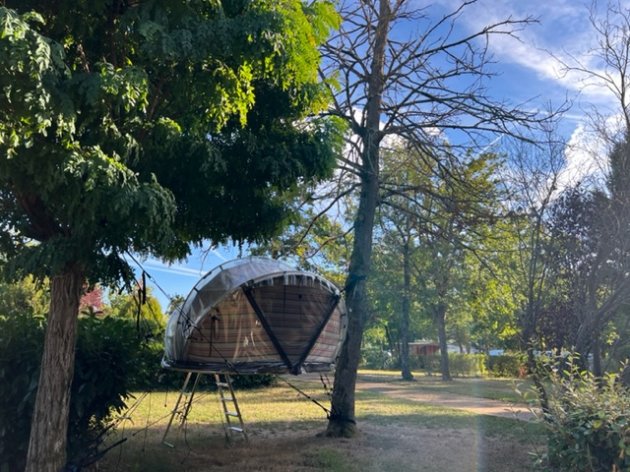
[400,242,413,381]
[325,169,379,437]
[435,302,451,381]
[325,0,390,438]
[25,265,84,472]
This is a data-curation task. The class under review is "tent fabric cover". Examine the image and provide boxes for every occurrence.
[163,257,347,374]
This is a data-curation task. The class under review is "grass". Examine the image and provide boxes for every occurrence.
[98,376,545,471]
[358,369,537,404]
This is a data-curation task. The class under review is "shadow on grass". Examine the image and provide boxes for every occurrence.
[100,409,543,472]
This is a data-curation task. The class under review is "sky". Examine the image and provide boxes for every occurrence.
[135,0,629,311]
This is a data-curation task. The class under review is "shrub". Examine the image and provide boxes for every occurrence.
[0,314,154,470]
[0,313,45,472]
[360,346,396,370]
[535,362,630,471]
[412,353,487,377]
[411,353,440,373]
[230,374,276,389]
[486,353,527,378]
[68,316,151,466]
[449,353,487,377]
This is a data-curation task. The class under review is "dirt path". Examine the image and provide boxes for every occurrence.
[355,378,537,422]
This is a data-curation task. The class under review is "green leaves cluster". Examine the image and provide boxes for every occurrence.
[537,360,630,471]
[0,0,341,285]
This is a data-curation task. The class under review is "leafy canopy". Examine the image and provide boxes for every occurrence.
[0,0,341,284]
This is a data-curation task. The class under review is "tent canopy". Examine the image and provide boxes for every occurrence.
[163,257,347,374]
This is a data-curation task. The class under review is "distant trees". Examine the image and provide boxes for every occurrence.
[369,145,503,381]
[510,1,630,382]
[309,0,551,436]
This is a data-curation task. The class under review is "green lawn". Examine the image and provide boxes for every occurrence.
[358,369,537,404]
[98,377,545,471]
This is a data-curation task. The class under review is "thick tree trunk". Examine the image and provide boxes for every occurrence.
[25,265,84,472]
[436,302,451,381]
[325,0,390,438]
[400,243,413,381]
[325,170,379,437]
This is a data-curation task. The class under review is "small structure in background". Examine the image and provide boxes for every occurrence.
[161,257,347,445]
[409,341,440,356]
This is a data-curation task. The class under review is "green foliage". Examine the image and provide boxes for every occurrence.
[68,316,150,466]
[107,288,166,333]
[535,362,630,472]
[0,313,45,472]
[0,275,49,317]
[360,346,396,370]
[0,313,158,470]
[415,353,487,377]
[0,1,341,284]
[230,374,276,390]
[486,353,527,378]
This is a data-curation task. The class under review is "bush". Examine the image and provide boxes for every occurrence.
[412,353,487,377]
[486,353,527,378]
[68,316,153,466]
[535,362,630,471]
[449,353,487,377]
[0,313,45,472]
[360,346,396,370]
[230,374,276,389]
[411,353,440,373]
[0,314,155,471]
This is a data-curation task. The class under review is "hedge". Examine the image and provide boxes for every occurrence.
[536,363,630,471]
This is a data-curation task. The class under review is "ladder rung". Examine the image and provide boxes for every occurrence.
[216,382,229,387]
[221,397,234,402]
[228,426,243,433]
[226,411,239,417]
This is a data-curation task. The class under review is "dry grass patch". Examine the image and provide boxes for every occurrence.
[98,379,544,471]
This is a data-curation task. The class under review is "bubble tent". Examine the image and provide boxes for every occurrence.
[162,257,348,375]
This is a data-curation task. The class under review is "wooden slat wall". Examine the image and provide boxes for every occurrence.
[183,281,345,367]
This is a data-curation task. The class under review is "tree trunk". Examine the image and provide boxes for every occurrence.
[400,242,413,381]
[525,344,549,414]
[325,0,390,438]
[591,332,603,378]
[436,302,451,381]
[325,168,379,437]
[25,265,84,472]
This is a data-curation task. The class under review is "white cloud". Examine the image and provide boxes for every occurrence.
[557,124,606,190]
[434,0,619,106]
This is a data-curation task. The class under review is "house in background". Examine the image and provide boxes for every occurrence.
[409,341,440,356]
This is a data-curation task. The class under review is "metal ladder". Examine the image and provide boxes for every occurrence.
[162,371,201,447]
[162,372,248,447]
[214,373,248,443]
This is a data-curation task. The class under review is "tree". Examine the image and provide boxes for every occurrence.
[320,0,551,436]
[0,2,340,470]
[108,286,166,334]
[497,131,567,411]
[371,210,419,381]
[0,275,49,318]
[414,152,502,380]
[554,1,630,376]
[547,144,630,376]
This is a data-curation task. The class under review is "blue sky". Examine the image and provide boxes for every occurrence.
[136,0,628,310]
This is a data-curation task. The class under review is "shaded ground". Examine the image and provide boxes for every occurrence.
[101,422,539,472]
[98,374,544,471]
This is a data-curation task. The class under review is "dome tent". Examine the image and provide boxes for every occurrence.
[163,257,347,375]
